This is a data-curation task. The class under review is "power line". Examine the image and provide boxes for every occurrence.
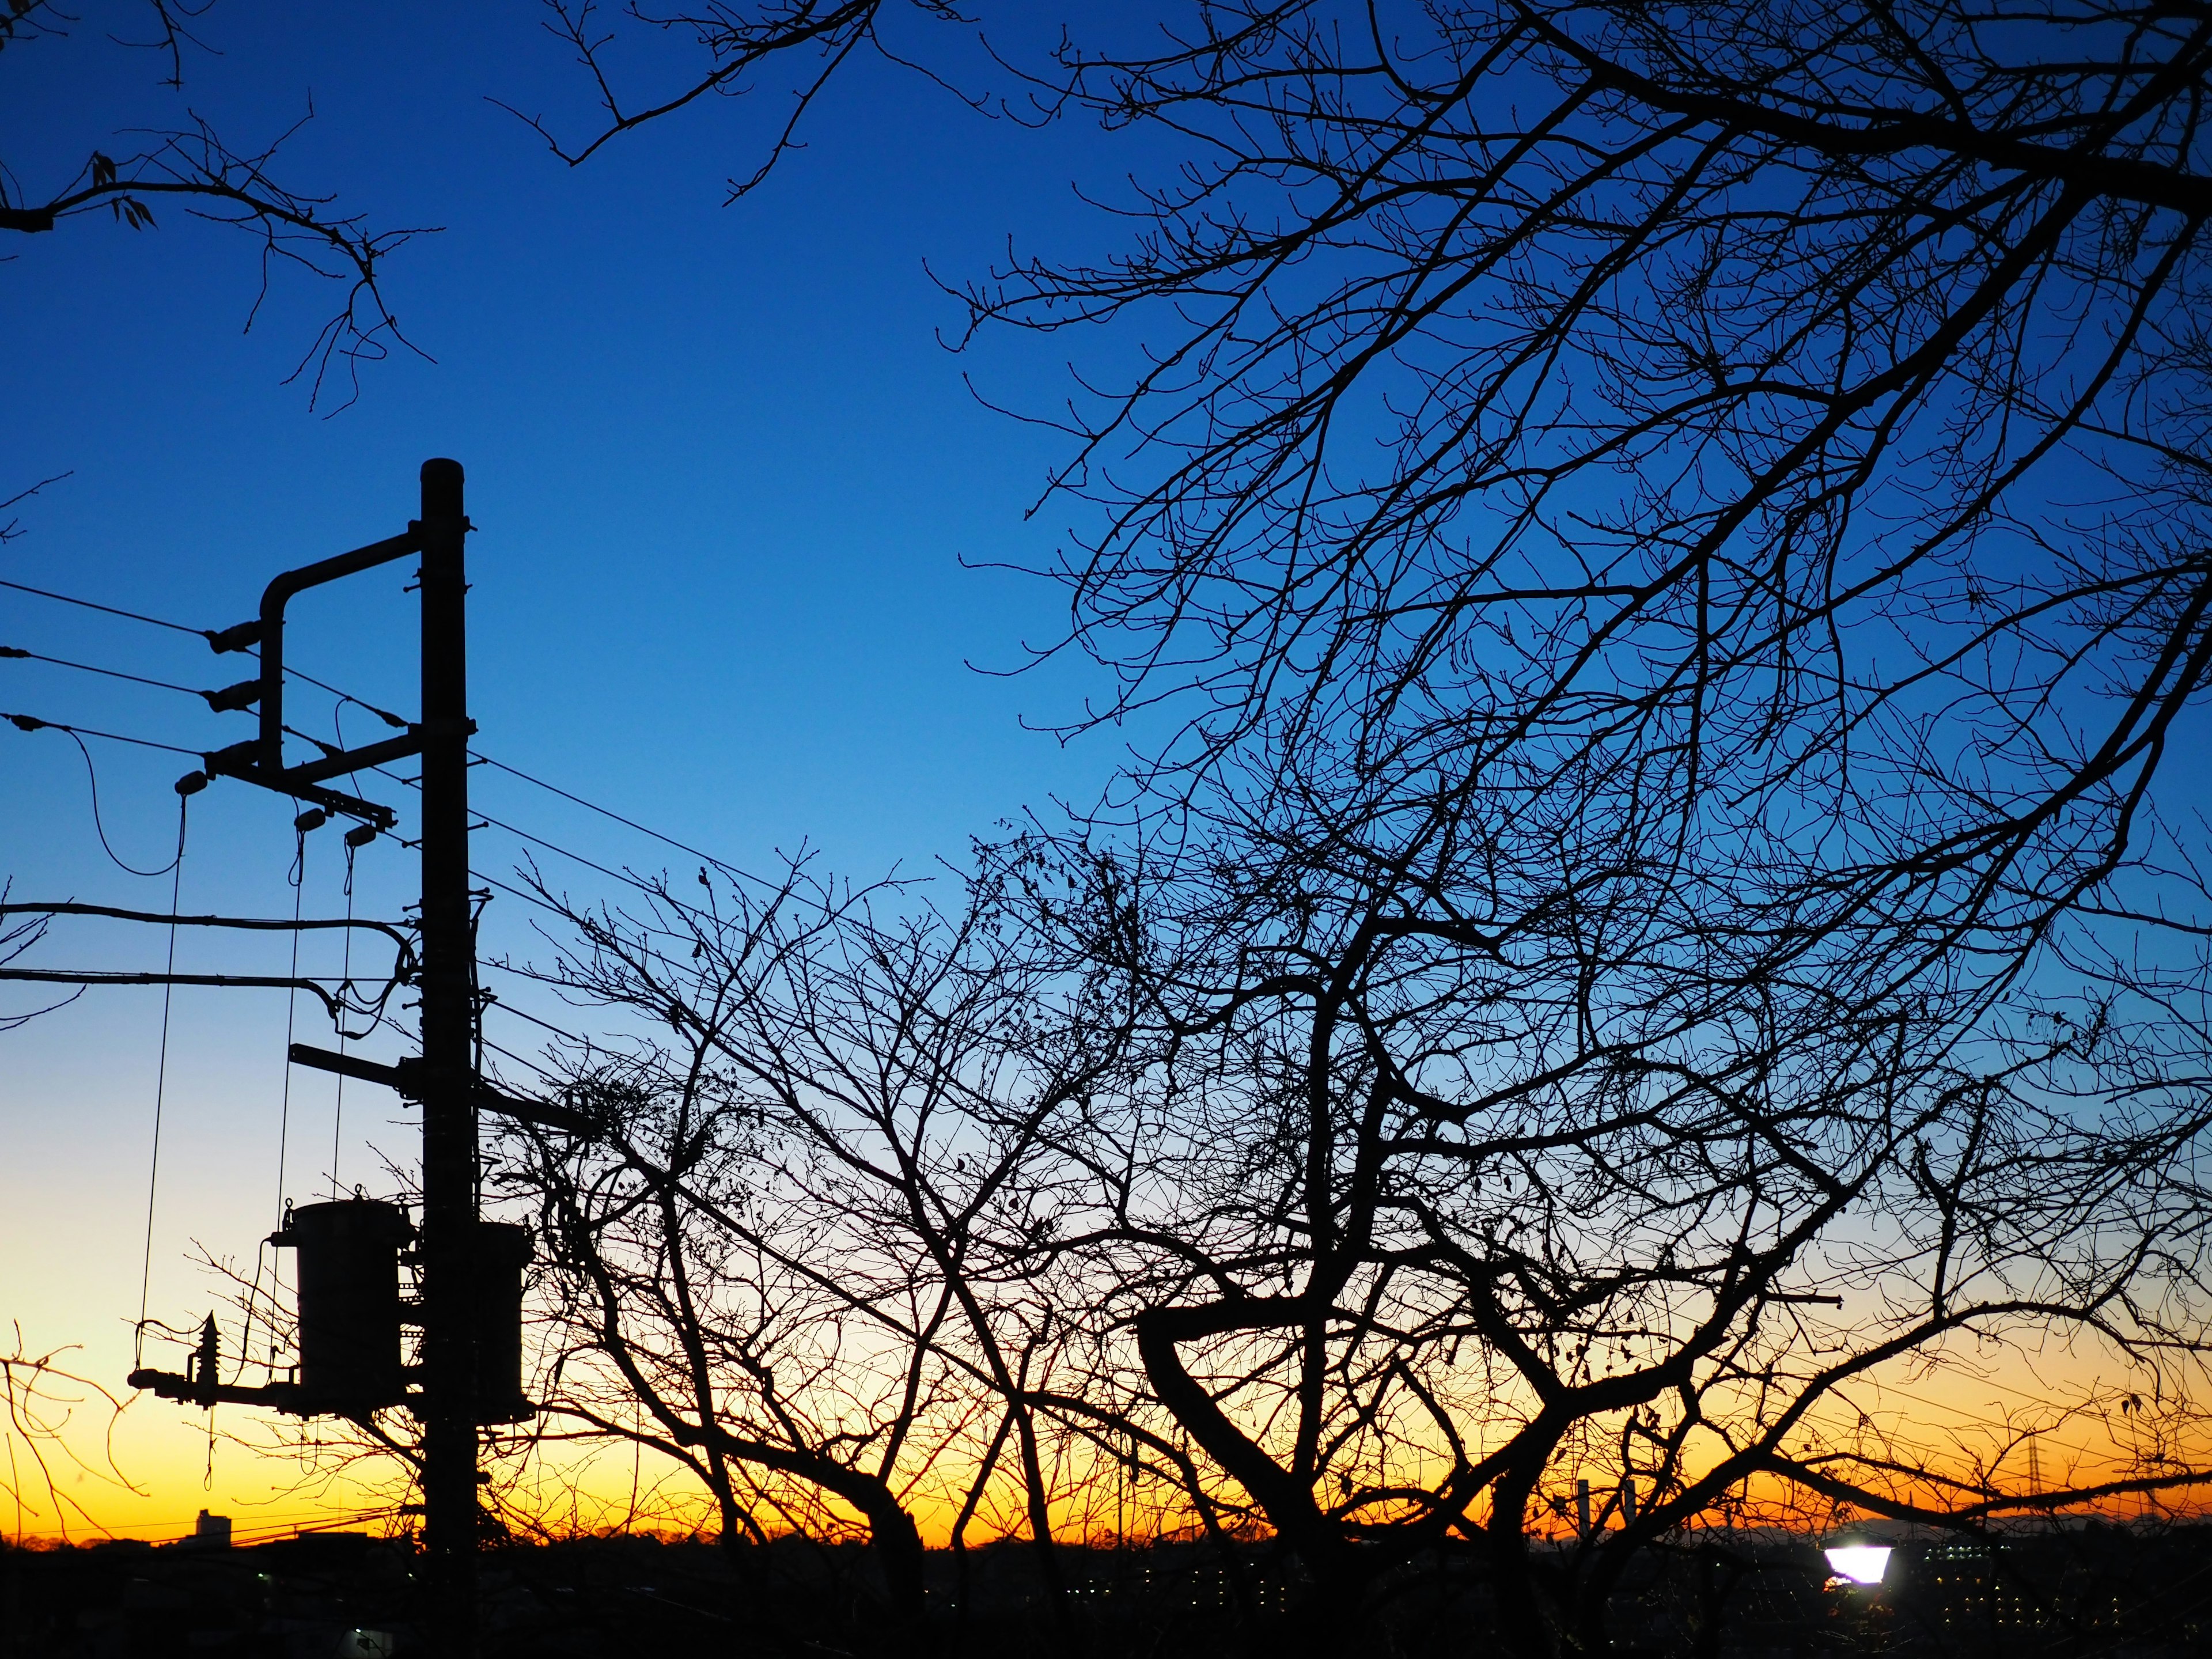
[371,764,723,930]
[480,991,590,1049]
[474,753,758,883]
[134,793,190,1368]
[0,578,408,725]
[0,645,234,707]
[0,577,206,639]
[479,1030,566,1089]
[2,711,201,757]
[8,582,757,889]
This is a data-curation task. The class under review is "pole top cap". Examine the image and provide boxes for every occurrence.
[419,458,464,520]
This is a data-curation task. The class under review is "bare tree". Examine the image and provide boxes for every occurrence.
[1,1,430,405]
[525,0,2212,992]
[0,879,69,1033]
[1,1325,141,1543]
[497,6,2212,1653]
[495,856,1130,1629]
[972,778,2212,1653]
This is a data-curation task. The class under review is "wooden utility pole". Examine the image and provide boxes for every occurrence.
[415,457,480,1651]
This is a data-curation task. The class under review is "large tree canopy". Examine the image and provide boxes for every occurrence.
[446,6,2212,1652]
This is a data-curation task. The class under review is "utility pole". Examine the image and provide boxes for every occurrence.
[415,458,480,1651]
[104,458,493,1657]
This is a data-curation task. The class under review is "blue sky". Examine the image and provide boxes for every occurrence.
[0,1,1157,1535]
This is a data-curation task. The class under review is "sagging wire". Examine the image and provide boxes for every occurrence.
[133,774,200,1370]
[0,714,198,876]
[63,729,185,879]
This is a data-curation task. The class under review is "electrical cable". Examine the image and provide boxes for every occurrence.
[243,812,329,1385]
[481,992,595,1048]
[331,837,358,1200]
[478,1032,565,1089]
[0,646,218,704]
[0,578,409,724]
[10,586,756,897]
[473,753,760,883]
[2,711,199,757]
[370,763,724,930]
[46,727,189,878]
[0,578,204,638]
[229,814,307,1380]
[132,790,190,1369]
[276,821,312,1220]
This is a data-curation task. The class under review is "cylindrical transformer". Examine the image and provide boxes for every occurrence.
[274,1199,412,1413]
[473,1220,533,1423]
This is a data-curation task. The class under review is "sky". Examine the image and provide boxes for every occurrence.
[6,3,2200,1552]
[0,0,1156,1541]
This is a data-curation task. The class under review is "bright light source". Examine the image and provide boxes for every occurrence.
[1824,1545,1893,1586]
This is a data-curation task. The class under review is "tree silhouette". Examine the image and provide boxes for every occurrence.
[500,857,1131,1628]
[501,6,2212,1652]
[1,1,429,406]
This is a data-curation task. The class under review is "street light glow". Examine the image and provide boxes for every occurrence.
[1824,1545,1893,1586]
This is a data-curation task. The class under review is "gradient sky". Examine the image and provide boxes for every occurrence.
[1,1,1158,1539]
[9,4,2189,1548]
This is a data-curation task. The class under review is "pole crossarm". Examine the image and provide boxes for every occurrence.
[288,1042,595,1136]
[202,743,404,830]
[202,734,421,830]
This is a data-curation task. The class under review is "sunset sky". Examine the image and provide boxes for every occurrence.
[6,3,2206,1558]
[0,0,1131,1541]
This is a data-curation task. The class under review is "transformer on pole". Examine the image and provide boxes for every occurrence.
[124,461,520,1656]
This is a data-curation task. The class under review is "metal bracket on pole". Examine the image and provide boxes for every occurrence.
[200,529,432,829]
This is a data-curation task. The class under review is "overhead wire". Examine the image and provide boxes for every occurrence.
[482,994,595,1050]
[7,579,752,897]
[369,764,727,933]
[0,577,206,638]
[473,753,759,883]
[2,711,200,757]
[0,646,221,704]
[7,577,772,1065]
[480,1032,563,1088]
[132,789,191,1369]
[241,810,333,1387]
[5,724,195,877]
[275,819,316,1222]
[0,577,409,725]
[329,833,365,1200]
